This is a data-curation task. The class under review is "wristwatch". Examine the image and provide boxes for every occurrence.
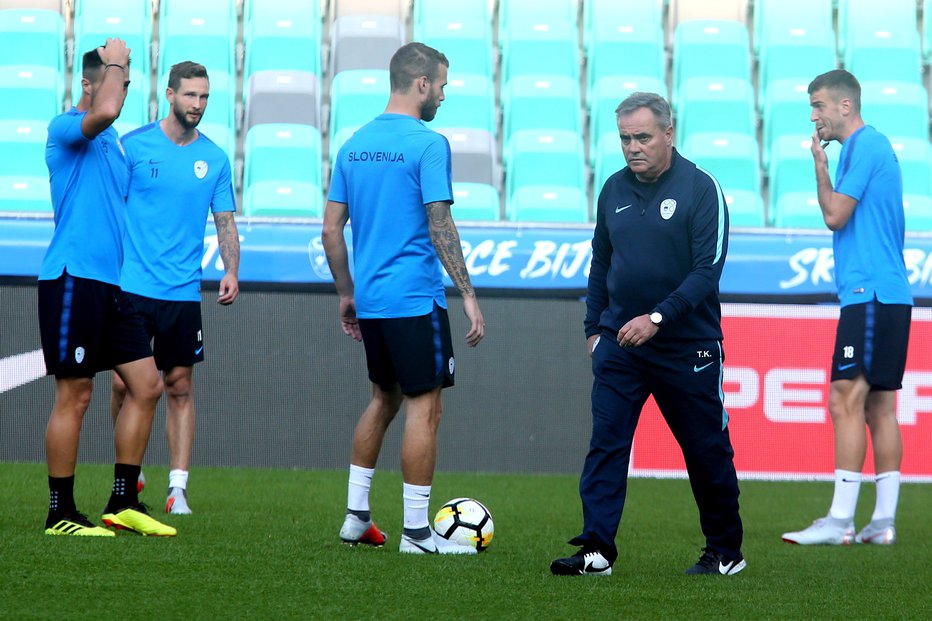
[649,311,663,326]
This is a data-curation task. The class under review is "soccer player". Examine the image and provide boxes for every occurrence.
[109,61,239,516]
[322,42,485,554]
[39,39,175,537]
[782,69,911,546]
[550,92,745,576]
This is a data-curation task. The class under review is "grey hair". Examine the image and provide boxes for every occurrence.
[614,92,672,130]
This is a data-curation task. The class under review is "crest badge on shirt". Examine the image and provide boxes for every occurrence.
[660,198,677,220]
[194,160,208,179]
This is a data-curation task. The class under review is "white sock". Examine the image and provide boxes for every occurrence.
[347,464,374,513]
[871,471,901,522]
[828,469,861,521]
[168,469,189,491]
[402,482,431,531]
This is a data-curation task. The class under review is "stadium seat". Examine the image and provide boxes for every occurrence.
[762,79,813,169]
[157,69,235,133]
[0,66,61,121]
[0,0,64,11]
[672,20,751,105]
[328,70,390,163]
[0,120,48,178]
[244,70,320,131]
[903,194,932,232]
[502,75,581,139]
[676,77,756,146]
[429,73,495,135]
[507,185,589,224]
[198,122,236,170]
[244,2,322,79]
[435,128,498,188]
[72,0,151,78]
[681,132,761,194]
[752,0,833,57]
[330,15,405,75]
[0,9,64,73]
[0,175,51,213]
[414,18,494,78]
[157,8,236,80]
[504,129,586,205]
[500,20,580,84]
[772,192,827,229]
[451,182,501,221]
[593,133,626,196]
[243,124,322,202]
[583,0,663,52]
[160,0,236,20]
[845,24,923,86]
[859,81,930,141]
[499,0,578,32]
[758,25,836,112]
[768,135,840,224]
[889,138,932,197]
[243,180,323,218]
[588,75,668,161]
[329,0,407,21]
[414,0,491,25]
[586,16,665,93]
[723,190,766,228]
[837,0,916,58]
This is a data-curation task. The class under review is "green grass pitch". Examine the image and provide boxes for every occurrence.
[0,463,929,620]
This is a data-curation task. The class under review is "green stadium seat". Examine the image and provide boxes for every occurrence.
[507,185,589,223]
[762,79,813,169]
[0,66,61,121]
[500,20,580,84]
[837,0,916,58]
[583,0,663,52]
[244,124,322,192]
[593,133,626,196]
[676,77,756,146]
[758,26,836,112]
[328,70,390,163]
[0,120,48,178]
[244,1,321,78]
[415,18,494,78]
[0,175,51,212]
[723,189,766,228]
[503,75,581,139]
[451,182,501,221]
[0,9,64,72]
[430,73,495,135]
[504,129,586,205]
[889,137,932,197]
[903,194,932,232]
[672,20,751,105]
[588,75,667,162]
[243,180,323,218]
[860,81,930,141]
[499,0,577,32]
[845,24,923,86]
[768,134,840,224]
[681,132,761,194]
[586,17,665,93]
[773,191,827,229]
[752,0,832,57]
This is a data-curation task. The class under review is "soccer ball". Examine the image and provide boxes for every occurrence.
[434,497,494,551]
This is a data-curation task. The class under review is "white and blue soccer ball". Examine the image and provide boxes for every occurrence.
[434,497,494,552]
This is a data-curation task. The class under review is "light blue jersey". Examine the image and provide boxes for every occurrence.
[833,125,912,307]
[40,108,129,284]
[328,113,453,318]
[119,122,235,302]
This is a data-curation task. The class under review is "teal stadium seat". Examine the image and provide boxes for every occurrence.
[328,70,390,164]
[681,132,761,194]
[430,73,495,136]
[415,18,494,78]
[903,194,932,232]
[503,75,581,139]
[507,186,589,224]
[845,22,922,85]
[588,75,667,162]
[0,9,64,72]
[586,14,665,93]
[676,77,756,146]
[773,192,827,229]
[499,0,577,31]
[583,0,663,53]
[243,124,323,217]
[415,0,491,24]
[0,120,48,178]
[837,0,916,58]
[198,122,236,170]
[505,129,586,206]
[500,20,580,84]
[860,81,930,141]
[244,1,321,78]
[768,135,840,225]
[0,66,61,121]
[593,133,626,196]
[672,20,751,106]
[762,79,814,169]
[157,6,236,80]
[73,0,150,77]
[753,0,832,57]
[889,137,932,197]
[758,25,836,112]
[0,175,50,212]
[723,190,767,228]
[160,0,236,20]
[451,183,501,221]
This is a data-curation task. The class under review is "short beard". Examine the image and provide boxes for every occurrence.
[420,101,437,122]
[173,105,200,130]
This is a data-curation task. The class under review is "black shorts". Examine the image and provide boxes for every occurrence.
[124,291,204,371]
[358,302,455,396]
[832,298,911,390]
[38,271,152,378]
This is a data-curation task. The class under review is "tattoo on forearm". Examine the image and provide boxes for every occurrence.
[214,211,240,275]
[426,201,474,296]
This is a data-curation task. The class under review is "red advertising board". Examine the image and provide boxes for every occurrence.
[630,304,932,481]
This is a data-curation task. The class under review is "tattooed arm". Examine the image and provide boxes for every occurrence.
[426,201,484,347]
[212,210,240,305]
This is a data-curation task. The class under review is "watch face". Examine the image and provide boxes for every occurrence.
[650,312,662,325]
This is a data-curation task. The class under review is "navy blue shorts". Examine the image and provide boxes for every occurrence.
[831,298,911,390]
[124,292,204,371]
[358,302,455,396]
[38,271,152,378]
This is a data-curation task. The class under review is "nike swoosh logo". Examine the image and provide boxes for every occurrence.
[584,562,611,574]
[194,346,204,355]
[404,537,437,554]
[148,159,162,164]
[837,363,857,371]
[718,561,735,574]
[694,362,715,372]
[615,204,632,213]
